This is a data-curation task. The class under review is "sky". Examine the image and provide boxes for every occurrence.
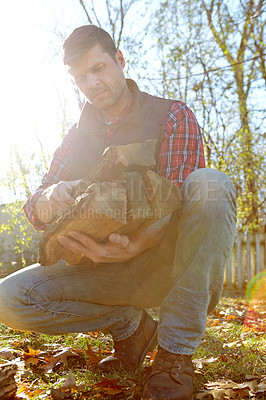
[0,0,92,202]
[0,0,153,203]
[0,0,85,153]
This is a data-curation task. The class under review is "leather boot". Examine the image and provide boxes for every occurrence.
[142,346,194,400]
[98,310,158,371]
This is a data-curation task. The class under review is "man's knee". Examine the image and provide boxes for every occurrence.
[0,266,41,331]
[181,168,236,205]
[0,274,24,328]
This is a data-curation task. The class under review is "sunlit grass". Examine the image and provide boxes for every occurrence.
[0,295,265,399]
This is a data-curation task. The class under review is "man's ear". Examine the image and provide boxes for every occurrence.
[116,49,125,69]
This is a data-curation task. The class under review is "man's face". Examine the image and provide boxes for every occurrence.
[69,45,128,118]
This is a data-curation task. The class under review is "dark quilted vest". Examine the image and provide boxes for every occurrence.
[69,79,175,180]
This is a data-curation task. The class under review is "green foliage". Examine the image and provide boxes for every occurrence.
[0,297,265,399]
[0,201,41,267]
[0,144,46,270]
[149,0,266,231]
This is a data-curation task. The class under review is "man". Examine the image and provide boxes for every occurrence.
[0,25,236,400]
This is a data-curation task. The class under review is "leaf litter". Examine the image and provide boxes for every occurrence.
[0,296,265,399]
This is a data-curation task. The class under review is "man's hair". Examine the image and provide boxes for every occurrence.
[62,25,117,66]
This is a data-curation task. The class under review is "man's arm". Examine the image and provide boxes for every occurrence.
[158,101,205,187]
[23,132,72,230]
[57,102,205,264]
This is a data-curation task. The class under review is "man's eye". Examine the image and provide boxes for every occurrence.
[93,65,104,73]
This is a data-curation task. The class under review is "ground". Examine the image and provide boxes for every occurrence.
[0,291,265,399]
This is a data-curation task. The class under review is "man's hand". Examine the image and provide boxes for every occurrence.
[35,180,81,224]
[58,231,137,263]
[57,213,172,264]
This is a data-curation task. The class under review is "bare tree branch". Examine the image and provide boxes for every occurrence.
[90,0,102,26]
[78,0,93,23]
[117,0,125,48]
[106,0,115,40]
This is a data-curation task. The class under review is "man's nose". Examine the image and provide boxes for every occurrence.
[85,73,100,89]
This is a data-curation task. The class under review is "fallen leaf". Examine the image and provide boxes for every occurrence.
[193,356,221,366]
[60,371,77,390]
[223,340,241,348]
[256,377,266,393]
[87,331,100,338]
[21,348,41,358]
[85,342,102,364]
[146,349,157,363]
[0,347,15,359]
[225,314,237,320]
[207,319,221,327]
[50,348,79,367]
[50,387,74,399]
[24,356,41,366]
[94,377,126,395]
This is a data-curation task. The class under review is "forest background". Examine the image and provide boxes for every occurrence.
[0,0,265,268]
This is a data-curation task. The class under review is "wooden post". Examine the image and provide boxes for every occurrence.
[226,253,232,290]
[255,232,261,274]
[237,232,243,290]
[251,233,256,279]
[246,232,251,281]
[231,245,236,286]
[260,233,265,273]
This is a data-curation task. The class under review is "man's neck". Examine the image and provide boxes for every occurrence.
[103,86,132,122]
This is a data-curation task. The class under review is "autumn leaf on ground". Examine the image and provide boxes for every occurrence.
[85,342,102,365]
[16,384,44,398]
[244,305,266,332]
[206,318,221,327]
[19,347,41,358]
[50,387,74,400]
[0,346,15,359]
[196,377,266,399]
[87,331,100,338]
[146,349,157,364]
[59,371,77,390]
[256,377,266,393]
[49,372,81,400]
[47,348,80,368]
[15,347,42,366]
[193,354,229,369]
[94,377,127,395]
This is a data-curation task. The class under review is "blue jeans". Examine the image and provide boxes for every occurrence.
[0,169,236,355]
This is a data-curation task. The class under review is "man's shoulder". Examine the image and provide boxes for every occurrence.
[164,100,197,122]
[139,86,192,119]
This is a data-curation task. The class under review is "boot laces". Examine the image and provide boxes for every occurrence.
[114,341,126,358]
[154,349,184,377]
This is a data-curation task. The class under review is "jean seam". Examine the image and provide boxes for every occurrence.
[35,303,94,319]
[128,260,153,308]
[115,314,142,341]
[26,265,117,306]
[35,304,135,329]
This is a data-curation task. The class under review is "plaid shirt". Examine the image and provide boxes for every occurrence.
[23,101,205,230]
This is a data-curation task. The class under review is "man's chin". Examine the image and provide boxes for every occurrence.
[88,96,109,109]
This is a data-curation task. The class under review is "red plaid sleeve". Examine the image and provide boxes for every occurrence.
[158,101,205,187]
[23,133,72,230]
